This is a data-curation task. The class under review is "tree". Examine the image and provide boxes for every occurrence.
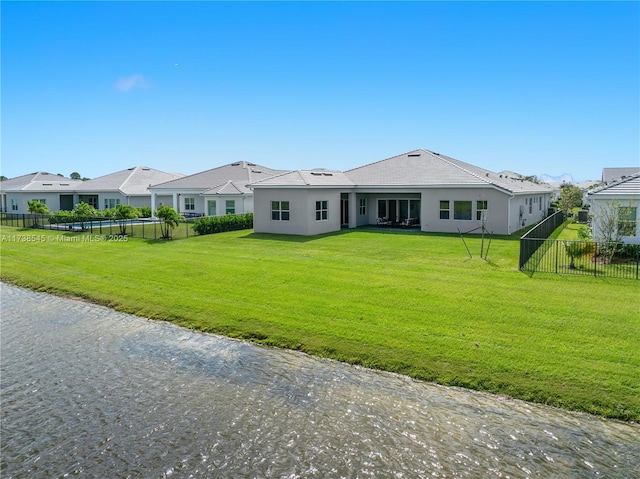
[563,240,595,269]
[70,172,81,180]
[590,199,638,262]
[74,202,97,230]
[28,200,49,227]
[559,183,583,217]
[113,204,139,235]
[155,205,181,239]
[0,176,8,181]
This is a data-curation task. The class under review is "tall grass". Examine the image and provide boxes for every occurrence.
[1,225,638,421]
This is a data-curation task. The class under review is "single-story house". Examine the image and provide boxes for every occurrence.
[0,172,83,213]
[1,167,184,214]
[249,149,554,236]
[587,173,640,245]
[73,166,184,210]
[148,161,285,217]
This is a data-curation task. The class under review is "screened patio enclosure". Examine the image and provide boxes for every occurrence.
[377,198,420,224]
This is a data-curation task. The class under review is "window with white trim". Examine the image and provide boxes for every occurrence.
[439,200,450,220]
[11,199,18,211]
[271,201,290,221]
[454,201,472,220]
[315,201,328,221]
[476,200,487,221]
[359,198,366,215]
[184,197,195,210]
[618,207,637,237]
[104,198,121,209]
[33,199,46,205]
[225,200,235,215]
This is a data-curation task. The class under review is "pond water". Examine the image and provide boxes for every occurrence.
[1,283,638,478]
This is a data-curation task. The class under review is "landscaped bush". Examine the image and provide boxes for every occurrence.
[48,210,77,224]
[138,206,152,218]
[192,213,253,235]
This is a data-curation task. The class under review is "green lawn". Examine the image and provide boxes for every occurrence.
[1,225,638,421]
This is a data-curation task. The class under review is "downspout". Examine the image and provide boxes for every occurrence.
[507,193,515,234]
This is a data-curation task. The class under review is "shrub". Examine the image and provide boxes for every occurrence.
[138,206,152,218]
[192,213,253,235]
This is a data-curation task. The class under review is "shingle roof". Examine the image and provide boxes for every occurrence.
[202,181,247,195]
[74,167,184,196]
[602,167,640,184]
[588,173,640,197]
[249,169,355,188]
[150,161,285,191]
[0,172,81,192]
[344,149,553,194]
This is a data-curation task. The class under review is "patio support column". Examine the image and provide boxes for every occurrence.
[173,192,179,211]
[151,191,157,217]
[348,191,357,229]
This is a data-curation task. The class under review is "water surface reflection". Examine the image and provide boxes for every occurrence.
[1,283,638,478]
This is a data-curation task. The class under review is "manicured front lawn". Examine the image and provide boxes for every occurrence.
[1,225,638,421]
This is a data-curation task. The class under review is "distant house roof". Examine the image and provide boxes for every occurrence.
[150,161,285,194]
[249,169,354,188]
[0,172,82,192]
[74,166,184,196]
[588,173,640,197]
[344,149,553,194]
[602,167,640,184]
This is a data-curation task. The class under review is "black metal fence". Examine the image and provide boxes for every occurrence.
[520,238,639,279]
[519,211,565,269]
[519,211,639,280]
[0,213,250,240]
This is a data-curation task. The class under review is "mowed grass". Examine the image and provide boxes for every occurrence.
[1,225,638,421]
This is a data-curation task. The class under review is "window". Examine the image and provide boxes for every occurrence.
[80,195,99,209]
[454,201,472,220]
[618,207,637,237]
[539,196,542,211]
[225,200,235,215]
[184,198,195,211]
[11,199,18,211]
[315,200,328,221]
[359,198,366,215]
[439,201,450,220]
[207,200,216,216]
[271,201,290,221]
[33,199,46,205]
[476,200,487,221]
[104,198,120,209]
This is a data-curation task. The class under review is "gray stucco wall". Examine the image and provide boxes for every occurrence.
[253,188,342,235]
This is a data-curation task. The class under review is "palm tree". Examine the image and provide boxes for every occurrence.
[28,200,49,227]
[155,205,181,239]
[113,204,139,235]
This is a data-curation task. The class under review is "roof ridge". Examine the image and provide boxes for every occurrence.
[430,152,494,185]
[344,148,424,173]
[118,166,140,195]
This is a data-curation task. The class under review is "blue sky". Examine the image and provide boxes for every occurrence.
[2,1,638,182]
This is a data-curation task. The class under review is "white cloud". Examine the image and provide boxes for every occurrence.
[114,74,149,92]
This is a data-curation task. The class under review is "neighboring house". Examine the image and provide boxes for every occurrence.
[72,166,184,210]
[0,172,82,214]
[587,173,640,245]
[148,161,285,217]
[1,167,183,213]
[602,167,640,184]
[250,149,554,236]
